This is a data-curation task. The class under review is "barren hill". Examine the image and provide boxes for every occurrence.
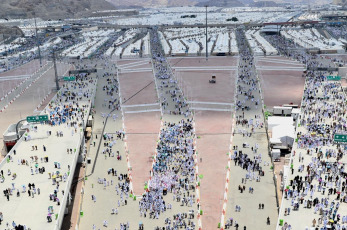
[0,0,116,19]
[106,0,246,7]
[106,0,197,7]
[195,0,244,7]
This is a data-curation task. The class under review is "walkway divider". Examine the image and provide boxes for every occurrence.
[220,55,239,230]
[116,67,135,194]
[122,103,160,108]
[124,109,161,114]
[188,101,234,106]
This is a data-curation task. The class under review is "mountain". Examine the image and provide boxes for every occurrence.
[106,0,197,7]
[107,0,246,7]
[250,1,279,7]
[0,0,116,20]
[195,0,245,7]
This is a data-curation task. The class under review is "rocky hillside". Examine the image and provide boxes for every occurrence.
[195,0,244,7]
[106,0,197,7]
[0,0,116,19]
[107,0,245,7]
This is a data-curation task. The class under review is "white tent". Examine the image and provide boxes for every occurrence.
[272,125,295,147]
[268,116,293,130]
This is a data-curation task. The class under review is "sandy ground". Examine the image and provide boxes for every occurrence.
[124,112,161,194]
[0,59,47,78]
[118,71,158,105]
[176,70,236,104]
[117,59,152,70]
[169,56,238,68]
[256,57,305,107]
[258,70,305,107]
[118,60,161,195]
[194,111,232,230]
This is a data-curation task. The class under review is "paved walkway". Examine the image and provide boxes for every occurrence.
[0,73,96,229]
[78,31,199,228]
[77,59,132,229]
[223,29,278,230]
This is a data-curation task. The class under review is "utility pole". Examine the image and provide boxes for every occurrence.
[33,12,42,67]
[52,49,60,91]
[205,5,208,61]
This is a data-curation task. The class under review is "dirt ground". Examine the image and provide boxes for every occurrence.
[256,57,305,107]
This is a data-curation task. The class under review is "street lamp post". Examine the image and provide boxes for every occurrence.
[33,13,42,67]
[52,49,60,91]
[205,5,208,61]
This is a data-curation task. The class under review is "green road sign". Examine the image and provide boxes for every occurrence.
[327,76,341,81]
[27,115,49,123]
[63,76,76,81]
[334,133,347,143]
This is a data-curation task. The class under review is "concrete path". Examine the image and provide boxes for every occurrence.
[223,29,278,230]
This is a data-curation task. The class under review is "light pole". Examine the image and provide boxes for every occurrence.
[205,5,208,61]
[52,49,60,91]
[33,12,42,67]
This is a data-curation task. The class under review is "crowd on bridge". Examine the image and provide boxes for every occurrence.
[0,67,97,229]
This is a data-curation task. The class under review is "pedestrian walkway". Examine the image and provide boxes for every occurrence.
[77,58,132,230]
[0,72,96,229]
[78,29,200,229]
[222,29,278,230]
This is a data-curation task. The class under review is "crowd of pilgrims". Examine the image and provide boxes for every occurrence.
[2,32,78,71]
[233,29,266,174]
[223,29,270,230]
[264,34,347,230]
[134,29,197,230]
[47,75,96,126]
[0,62,98,229]
[150,29,189,116]
[81,44,196,229]
[298,72,347,149]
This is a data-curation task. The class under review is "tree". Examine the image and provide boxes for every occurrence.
[231,17,238,22]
